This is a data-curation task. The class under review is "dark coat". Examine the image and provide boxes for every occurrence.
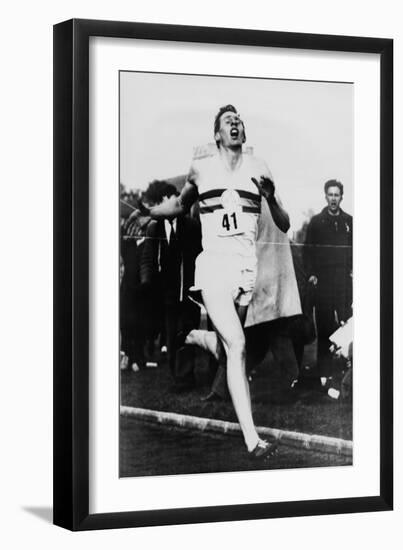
[304,207,353,345]
[141,216,202,304]
[120,216,159,334]
[304,207,353,278]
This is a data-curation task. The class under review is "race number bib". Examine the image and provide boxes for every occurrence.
[214,208,246,236]
[214,189,246,237]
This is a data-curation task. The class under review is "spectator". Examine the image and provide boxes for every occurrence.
[120,206,160,370]
[140,181,202,392]
[304,179,353,390]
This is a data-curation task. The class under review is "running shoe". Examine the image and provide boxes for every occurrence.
[249,439,279,460]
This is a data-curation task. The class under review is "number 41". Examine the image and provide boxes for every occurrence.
[222,212,238,231]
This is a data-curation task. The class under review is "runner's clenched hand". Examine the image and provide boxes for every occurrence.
[251,175,275,202]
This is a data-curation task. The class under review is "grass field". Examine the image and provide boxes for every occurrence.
[120,343,352,476]
[120,418,352,477]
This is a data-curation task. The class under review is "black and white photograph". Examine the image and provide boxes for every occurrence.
[119,70,354,477]
[1,0,397,542]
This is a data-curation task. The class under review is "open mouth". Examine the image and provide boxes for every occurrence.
[230,128,239,138]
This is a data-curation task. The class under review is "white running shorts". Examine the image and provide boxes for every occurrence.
[193,251,257,307]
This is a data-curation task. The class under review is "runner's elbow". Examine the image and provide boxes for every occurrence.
[177,196,189,214]
[277,215,290,233]
[283,218,290,233]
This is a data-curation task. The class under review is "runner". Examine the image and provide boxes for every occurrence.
[147,105,290,459]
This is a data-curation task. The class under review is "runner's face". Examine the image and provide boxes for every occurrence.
[215,111,245,148]
[325,186,342,213]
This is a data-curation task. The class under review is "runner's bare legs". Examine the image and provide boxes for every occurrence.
[201,287,259,452]
[185,329,221,360]
[185,304,247,362]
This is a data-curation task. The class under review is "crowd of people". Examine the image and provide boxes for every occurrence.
[120,104,353,460]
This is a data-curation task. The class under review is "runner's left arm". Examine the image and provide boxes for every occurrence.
[251,171,290,233]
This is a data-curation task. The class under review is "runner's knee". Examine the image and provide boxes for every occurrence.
[224,333,246,358]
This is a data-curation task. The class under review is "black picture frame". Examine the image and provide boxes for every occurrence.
[53,18,393,531]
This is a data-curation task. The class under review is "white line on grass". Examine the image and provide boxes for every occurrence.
[120,406,352,457]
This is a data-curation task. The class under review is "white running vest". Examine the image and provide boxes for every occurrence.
[192,153,269,258]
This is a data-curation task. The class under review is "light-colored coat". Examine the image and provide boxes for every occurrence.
[245,199,302,327]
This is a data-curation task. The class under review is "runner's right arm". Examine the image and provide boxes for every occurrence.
[150,182,198,218]
[150,164,199,218]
